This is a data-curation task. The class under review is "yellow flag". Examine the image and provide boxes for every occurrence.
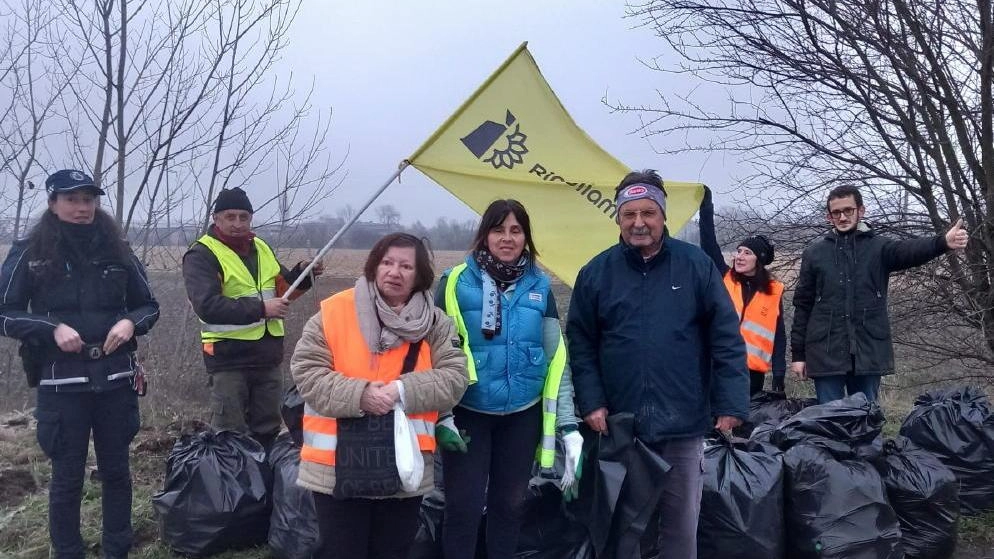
[408,42,704,287]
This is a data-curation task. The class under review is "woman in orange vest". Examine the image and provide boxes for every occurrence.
[699,189,786,395]
[290,233,468,559]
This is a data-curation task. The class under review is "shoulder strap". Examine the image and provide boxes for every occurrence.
[400,340,423,375]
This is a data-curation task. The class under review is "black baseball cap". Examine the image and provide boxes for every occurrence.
[45,169,105,195]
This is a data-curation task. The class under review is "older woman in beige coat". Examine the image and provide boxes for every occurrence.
[291,233,467,559]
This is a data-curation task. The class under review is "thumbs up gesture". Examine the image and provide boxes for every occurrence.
[945,218,968,250]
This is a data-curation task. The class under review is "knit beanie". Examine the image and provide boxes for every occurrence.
[738,235,774,266]
[212,187,253,213]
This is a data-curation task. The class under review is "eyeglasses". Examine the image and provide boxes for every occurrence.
[619,208,660,221]
[829,207,858,219]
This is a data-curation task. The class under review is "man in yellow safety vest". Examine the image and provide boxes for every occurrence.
[182,187,323,449]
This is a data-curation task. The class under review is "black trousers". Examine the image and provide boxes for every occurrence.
[442,404,543,559]
[35,384,140,559]
[749,371,766,395]
[312,492,422,559]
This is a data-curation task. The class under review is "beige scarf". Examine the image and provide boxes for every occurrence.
[354,277,435,354]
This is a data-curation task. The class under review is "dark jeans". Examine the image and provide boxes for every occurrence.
[312,493,422,559]
[813,373,881,404]
[648,436,705,559]
[35,385,140,559]
[749,371,766,395]
[442,404,543,559]
[208,366,282,448]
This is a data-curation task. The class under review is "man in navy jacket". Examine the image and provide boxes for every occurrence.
[567,170,748,559]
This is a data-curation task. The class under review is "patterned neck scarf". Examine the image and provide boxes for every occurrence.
[474,248,528,339]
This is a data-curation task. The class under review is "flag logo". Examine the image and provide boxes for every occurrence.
[461,110,529,169]
[408,42,705,286]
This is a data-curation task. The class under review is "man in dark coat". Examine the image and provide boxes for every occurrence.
[790,185,969,404]
[567,169,748,559]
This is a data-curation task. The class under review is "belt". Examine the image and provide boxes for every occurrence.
[82,343,107,360]
[53,344,127,362]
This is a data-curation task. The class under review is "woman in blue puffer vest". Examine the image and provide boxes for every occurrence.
[435,199,581,559]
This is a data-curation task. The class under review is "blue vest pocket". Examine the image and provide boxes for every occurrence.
[526,346,546,367]
[472,349,491,370]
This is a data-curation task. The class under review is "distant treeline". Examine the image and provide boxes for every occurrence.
[27,216,482,251]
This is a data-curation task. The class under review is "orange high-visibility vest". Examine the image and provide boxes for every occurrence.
[300,289,438,467]
[723,271,784,373]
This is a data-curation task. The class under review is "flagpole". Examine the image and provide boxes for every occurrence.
[282,161,410,300]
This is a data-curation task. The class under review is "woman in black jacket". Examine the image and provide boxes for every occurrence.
[0,169,159,559]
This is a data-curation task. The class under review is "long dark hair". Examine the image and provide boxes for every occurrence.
[28,205,132,266]
[363,233,435,294]
[469,199,539,259]
[731,266,776,295]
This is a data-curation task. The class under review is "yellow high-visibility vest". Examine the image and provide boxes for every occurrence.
[196,235,284,343]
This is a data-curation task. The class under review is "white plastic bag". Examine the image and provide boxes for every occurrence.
[394,402,424,492]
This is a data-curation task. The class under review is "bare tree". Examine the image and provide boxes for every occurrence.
[0,0,77,238]
[34,0,344,247]
[375,203,401,226]
[265,103,346,248]
[336,203,356,222]
[621,0,993,375]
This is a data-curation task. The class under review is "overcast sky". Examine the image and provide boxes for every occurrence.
[277,1,742,225]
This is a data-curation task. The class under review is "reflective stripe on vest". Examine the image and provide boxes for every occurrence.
[536,337,567,470]
[444,263,478,385]
[196,235,284,341]
[301,404,338,465]
[299,289,439,468]
[723,271,783,373]
[444,263,567,469]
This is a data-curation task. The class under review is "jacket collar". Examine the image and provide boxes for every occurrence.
[825,221,873,242]
[620,229,670,271]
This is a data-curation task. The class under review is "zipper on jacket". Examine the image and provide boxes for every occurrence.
[641,269,650,431]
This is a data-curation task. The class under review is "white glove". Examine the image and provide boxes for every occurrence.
[560,430,584,500]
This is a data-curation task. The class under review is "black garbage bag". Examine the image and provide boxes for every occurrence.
[899,385,994,515]
[408,464,593,559]
[734,391,817,438]
[771,393,884,459]
[698,437,784,559]
[409,451,447,559]
[514,477,591,559]
[874,436,959,559]
[784,444,902,559]
[748,419,780,446]
[152,430,272,557]
[409,487,445,559]
[566,414,670,559]
[268,433,321,559]
[282,385,305,446]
